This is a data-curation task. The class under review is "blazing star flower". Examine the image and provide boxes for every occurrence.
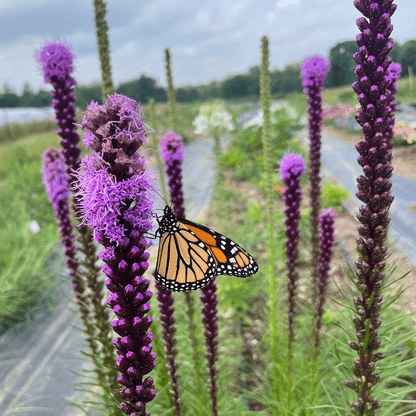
[43,146,86,308]
[301,55,330,282]
[75,94,156,414]
[159,131,186,219]
[279,153,306,352]
[345,1,397,413]
[314,208,336,351]
[36,41,81,178]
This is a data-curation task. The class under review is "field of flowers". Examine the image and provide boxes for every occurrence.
[1,0,416,415]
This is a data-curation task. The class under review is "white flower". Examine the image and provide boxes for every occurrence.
[193,113,209,134]
[243,100,298,130]
[28,220,40,234]
[193,104,234,134]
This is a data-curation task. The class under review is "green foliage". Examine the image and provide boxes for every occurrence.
[222,107,305,188]
[118,75,167,106]
[0,147,60,331]
[74,83,104,109]
[270,64,303,94]
[325,41,358,88]
[321,182,350,211]
[338,90,356,104]
[176,86,200,103]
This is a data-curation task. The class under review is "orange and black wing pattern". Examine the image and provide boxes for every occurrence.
[154,206,258,292]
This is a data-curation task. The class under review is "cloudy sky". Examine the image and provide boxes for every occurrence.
[1,0,415,94]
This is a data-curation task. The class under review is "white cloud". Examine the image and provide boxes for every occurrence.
[276,0,300,7]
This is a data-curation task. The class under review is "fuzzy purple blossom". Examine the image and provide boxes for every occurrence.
[279,153,306,351]
[314,208,336,351]
[159,131,186,219]
[301,55,330,282]
[345,1,397,414]
[75,94,156,414]
[36,41,81,179]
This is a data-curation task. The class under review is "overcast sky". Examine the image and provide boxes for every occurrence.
[1,0,415,95]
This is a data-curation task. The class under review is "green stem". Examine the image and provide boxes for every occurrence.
[260,35,279,404]
[165,48,177,133]
[92,0,115,102]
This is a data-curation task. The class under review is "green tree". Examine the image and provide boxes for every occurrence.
[220,74,250,99]
[176,86,200,103]
[325,40,358,88]
[247,66,260,96]
[74,83,103,109]
[399,40,416,77]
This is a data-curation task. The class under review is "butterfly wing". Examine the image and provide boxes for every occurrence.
[179,218,259,278]
[154,206,258,292]
[155,219,218,292]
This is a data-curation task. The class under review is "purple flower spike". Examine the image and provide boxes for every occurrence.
[314,208,335,351]
[279,153,306,352]
[75,94,156,414]
[36,41,81,181]
[43,146,70,208]
[156,283,180,416]
[43,146,78,276]
[200,281,219,416]
[36,41,75,83]
[300,55,330,86]
[159,131,186,219]
[301,55,330,281]
[42,147,85,302]
[345,1,397,413]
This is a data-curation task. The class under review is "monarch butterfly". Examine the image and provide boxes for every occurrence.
[154,206,259,292]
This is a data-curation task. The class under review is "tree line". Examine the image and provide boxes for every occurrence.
[1,39,415,109]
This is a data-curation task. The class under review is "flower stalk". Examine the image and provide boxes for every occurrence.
[314,208,336,352]
[344,1,397,414]
[159,130,205,414]
[279,153,306,414]
[300,55,330,287]
[36,41,114,384]
[92,0,115,101]
[165,48,177,133]
[260,35,279,402]
[75,94,156,414]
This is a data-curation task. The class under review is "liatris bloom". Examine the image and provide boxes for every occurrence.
[36,41,81,181]
[42,147,96,340]
[279,153,306,350]
[200,281,219,416]
[156,132,184,416]
[314,208,335,351]
[159,130,205,415]
[75,94,156,414]
[42,146,79,281]
[345,1,396,413]
[159,131,186,219]
[300,55,330,280]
